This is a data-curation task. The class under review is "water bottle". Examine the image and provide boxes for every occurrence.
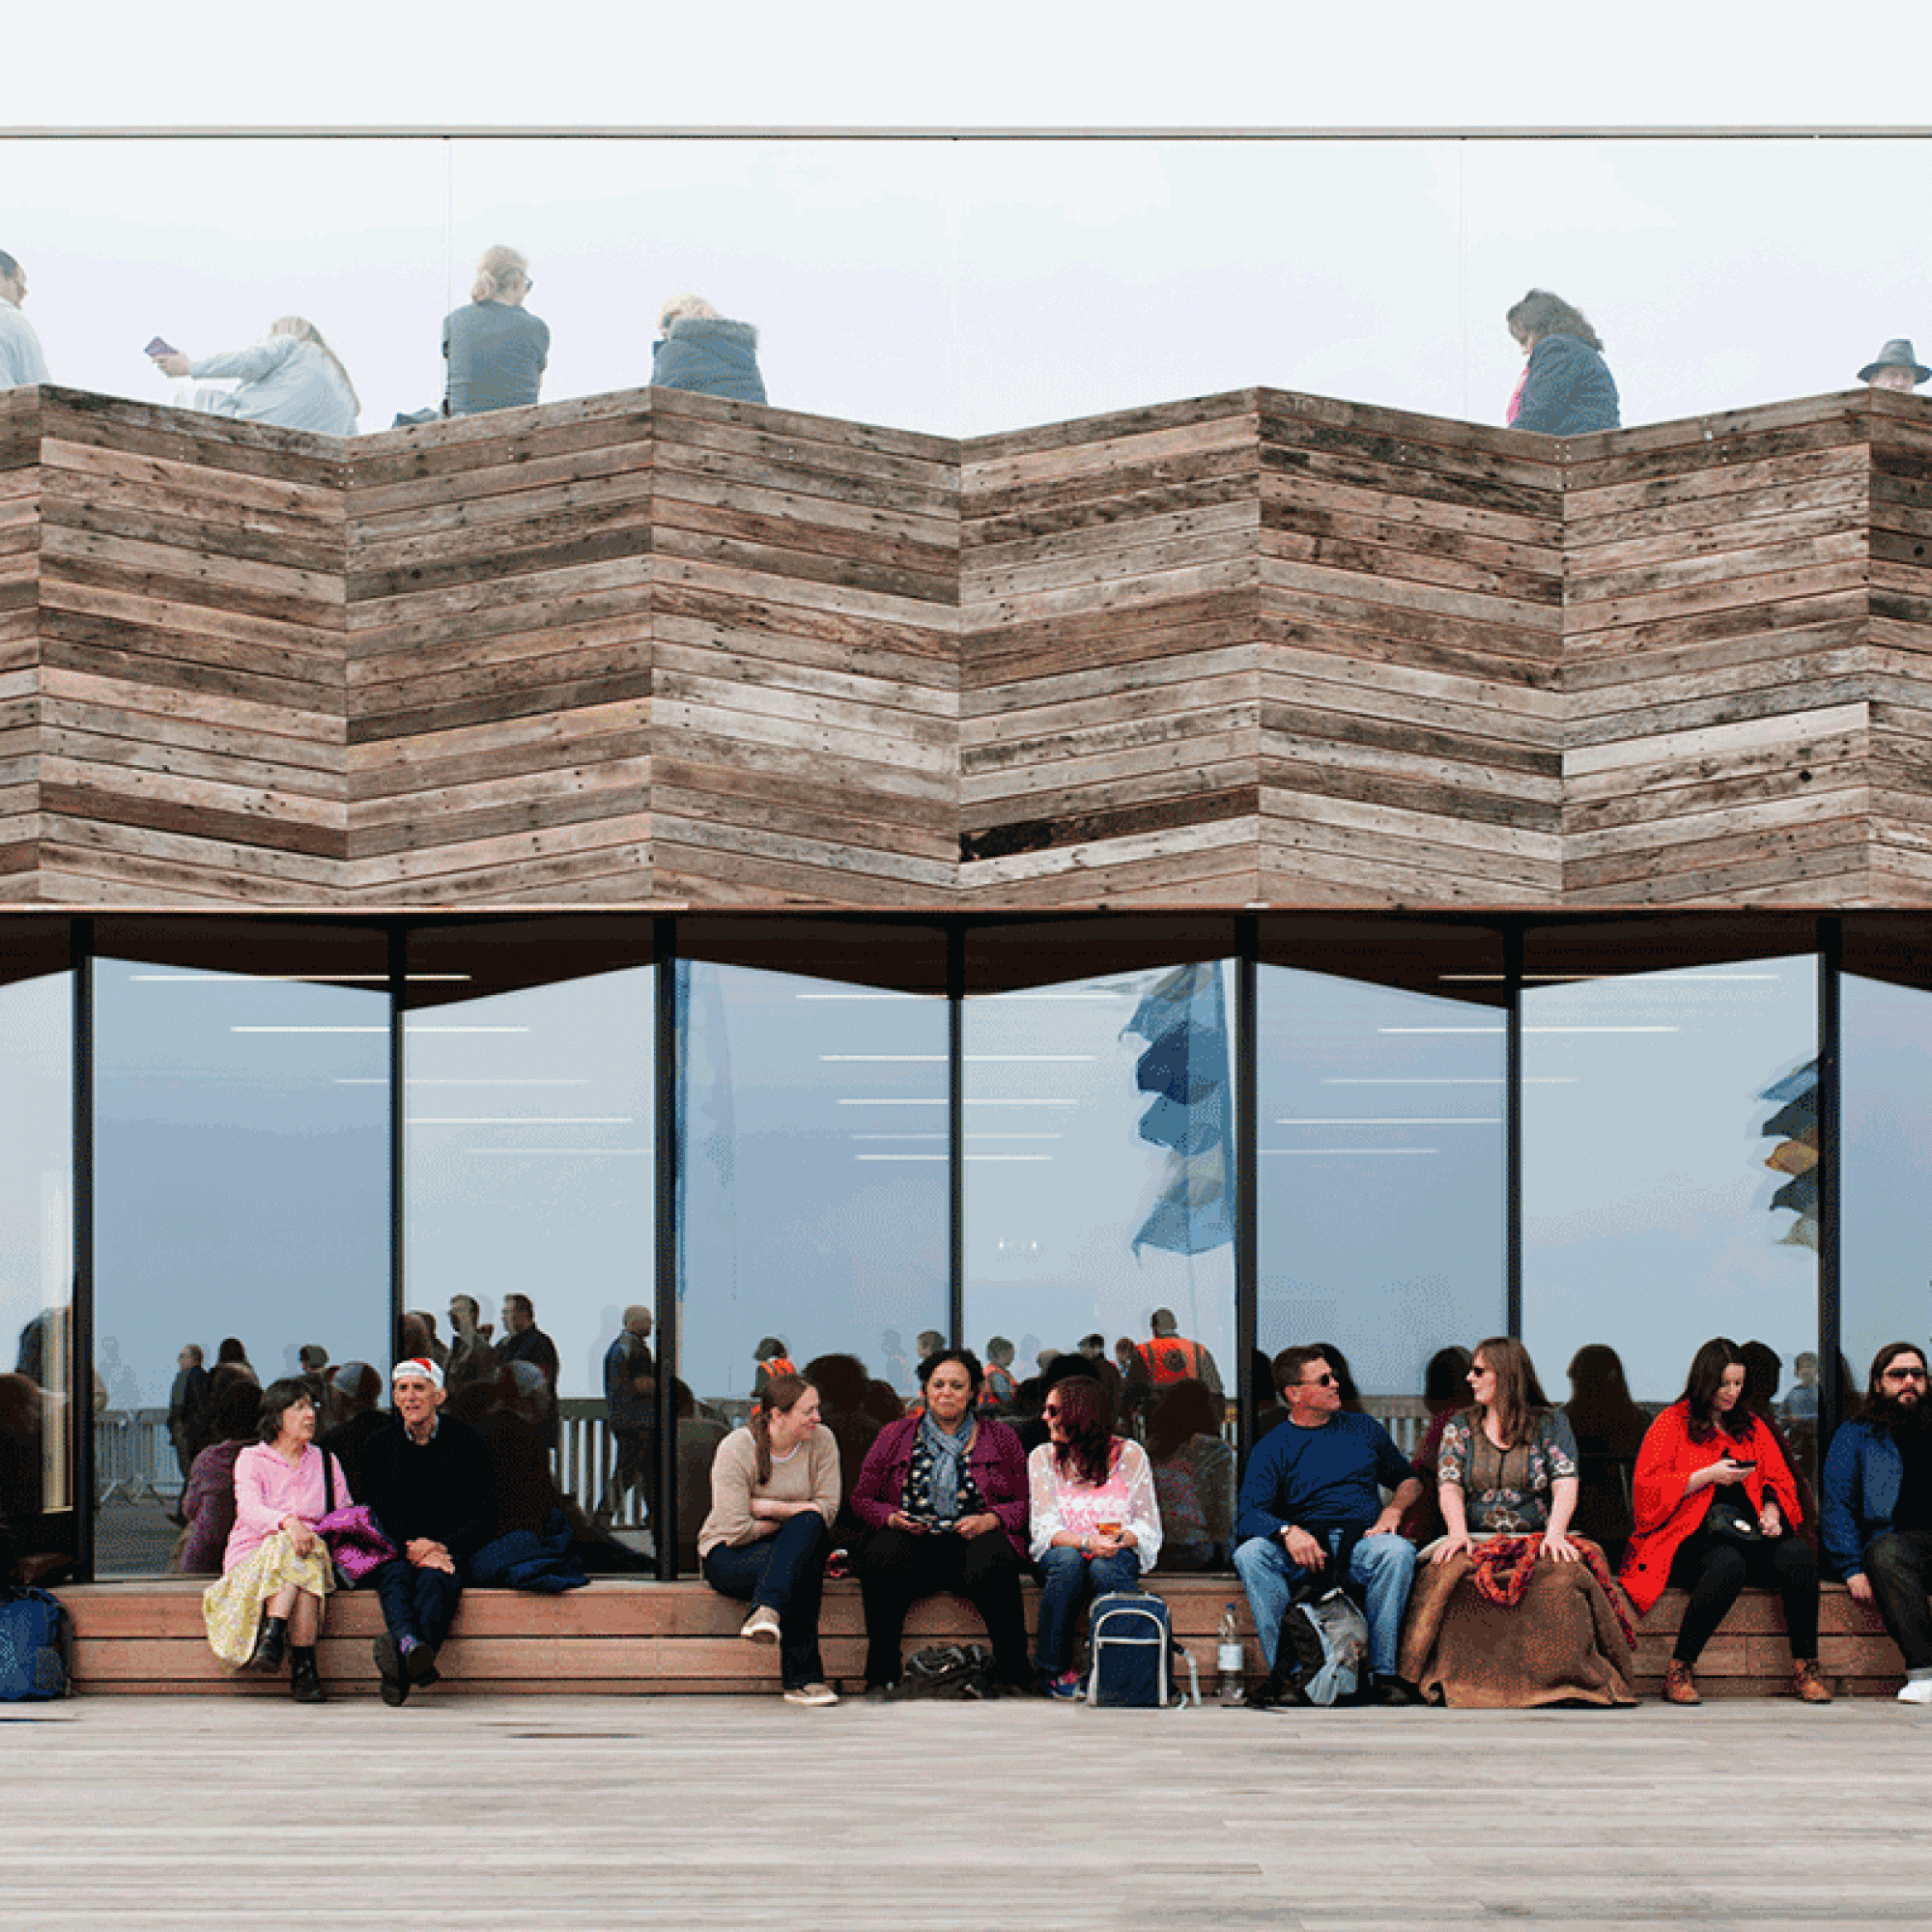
[1216,1601,1245,1705]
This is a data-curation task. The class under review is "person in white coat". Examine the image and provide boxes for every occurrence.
[0,251,50,388]
[156,316,358,434]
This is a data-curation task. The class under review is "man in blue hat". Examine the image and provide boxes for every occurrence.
[1860,339,1929,393]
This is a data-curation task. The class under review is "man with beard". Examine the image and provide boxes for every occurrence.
[1823,1342,1932,1705]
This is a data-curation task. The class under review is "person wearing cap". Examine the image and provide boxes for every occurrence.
[1860,339,1930,394]
[360,1357,495,1706]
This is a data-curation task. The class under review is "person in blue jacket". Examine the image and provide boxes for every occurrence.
[1233,1344,1424,1703]
[1506,288,1620,436]
[652,295,766,404]
[1822,1341,1932,1705]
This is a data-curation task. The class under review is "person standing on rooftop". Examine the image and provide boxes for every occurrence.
[1506,288,1620,435]
[0,251,50,387]
[444,244,550,415]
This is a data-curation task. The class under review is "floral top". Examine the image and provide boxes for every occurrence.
[1437,1409,1578,1535]
[1026,1437,1163,1570]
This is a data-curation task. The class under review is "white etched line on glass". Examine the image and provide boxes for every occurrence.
[1273,1118,1500,1125]
[130,973,469,982]
[408,1118,635,1126]
[337,1077,591,1086]
[1321,1076,1577,1085]
[1438,973,1783,983]
[230,1025,389,1034]
[469,1148,651,1156]
[1376,1025,1681,1035]
[1262,1149,1438,1156]
[819,1055,1096,1063]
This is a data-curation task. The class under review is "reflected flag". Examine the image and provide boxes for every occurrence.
[1758,1058,1819,1252]
[1124,962,1233,1258]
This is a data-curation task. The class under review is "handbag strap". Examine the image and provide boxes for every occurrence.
[322,1445,336,1516]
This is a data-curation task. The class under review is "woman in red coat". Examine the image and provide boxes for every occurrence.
[1621,1337,1830,1705]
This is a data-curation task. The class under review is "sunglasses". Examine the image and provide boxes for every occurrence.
[1295,1372,1336,1389]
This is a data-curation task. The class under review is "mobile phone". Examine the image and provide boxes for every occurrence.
[145,336,177,359]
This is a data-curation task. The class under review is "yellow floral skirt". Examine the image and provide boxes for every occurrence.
[201,1531,335,1667]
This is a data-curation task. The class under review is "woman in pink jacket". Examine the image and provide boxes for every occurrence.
[200,1378,348,1702]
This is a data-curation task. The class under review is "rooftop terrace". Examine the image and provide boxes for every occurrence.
[3,381,1928,908]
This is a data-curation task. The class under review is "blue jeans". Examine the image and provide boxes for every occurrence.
[372,1558,465,1656]
[1233,1529,1416,1680]
[1033,1546,1142,1673]
[702,1512,831,1689]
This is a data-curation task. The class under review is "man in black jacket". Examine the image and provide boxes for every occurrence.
[362,1358,494,1707]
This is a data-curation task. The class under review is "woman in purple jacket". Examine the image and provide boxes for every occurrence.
[851,1348,1033,1695]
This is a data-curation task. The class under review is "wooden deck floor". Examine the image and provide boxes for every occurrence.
[3,1694,1921,1930]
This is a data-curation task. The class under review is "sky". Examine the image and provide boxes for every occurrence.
[10,2,1932,437]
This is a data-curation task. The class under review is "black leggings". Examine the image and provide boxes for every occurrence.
[1666,1529,1819,1665]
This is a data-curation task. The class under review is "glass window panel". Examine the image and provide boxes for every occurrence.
[19,137,447,431]
[402,930,653,1567]
[93,927,390,1577]
[1840,925,1932,1423]
[0,929,76,1581]
[677,956,949,1565]
[964,956,1237,1567]
[1521,949,1819,1425]
[1256,931,1507,1455]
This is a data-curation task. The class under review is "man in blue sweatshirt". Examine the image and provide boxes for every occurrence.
[1235,1345,1422,1703]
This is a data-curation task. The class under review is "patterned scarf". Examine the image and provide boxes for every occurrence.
[1467,1535,1638,1651]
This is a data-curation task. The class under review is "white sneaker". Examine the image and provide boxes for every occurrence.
[739,1605,781,1645]
[782,1682,839,1707]
[1896,1677,1932,1705]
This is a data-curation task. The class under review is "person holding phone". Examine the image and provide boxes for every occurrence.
[1621,1336,1830,1705]
[1027,1374,1162,1698]
[850,1348,1032,1697]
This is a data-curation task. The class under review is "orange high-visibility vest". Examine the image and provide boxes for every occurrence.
[1137,1334,1206,1385]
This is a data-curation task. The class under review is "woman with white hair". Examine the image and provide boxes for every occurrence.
[155,317,358,435]
[443,243,550,415]
[652,294,766,404]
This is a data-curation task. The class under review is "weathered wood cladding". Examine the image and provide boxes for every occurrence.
[2,383,1931,907]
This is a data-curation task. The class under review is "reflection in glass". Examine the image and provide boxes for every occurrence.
[677,958,948,1563]
[0,957,75,1581]
[1841,969,1932,1412]
[94,952,388,1577]
[1257,960,1506,1446]
[404,960,653,1559]
[1522,956,1818,1410]
[964,957,1236,1572]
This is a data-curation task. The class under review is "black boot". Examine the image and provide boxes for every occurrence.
[249,1616,288,1673]
[290,1646,325,1703]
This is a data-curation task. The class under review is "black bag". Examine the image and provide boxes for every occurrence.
[1704,1496,1764,1543]
[895,1642,996,1699]
[1252,1573,1369,1709]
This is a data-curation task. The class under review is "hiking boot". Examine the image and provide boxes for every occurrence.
[248,1616,287,1674]
[1791,1660,1833,1704]
[1662,1660,1700,1705]
[290,1647,325,1704]
[374,1632,410,1707]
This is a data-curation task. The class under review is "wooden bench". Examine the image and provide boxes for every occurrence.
[58,1576,1918,1699]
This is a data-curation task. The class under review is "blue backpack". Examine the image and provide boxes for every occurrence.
[0,1585,72,1701]
[1085,1592,1197,1708]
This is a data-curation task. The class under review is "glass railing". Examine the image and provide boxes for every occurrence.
[7,133,1930,437]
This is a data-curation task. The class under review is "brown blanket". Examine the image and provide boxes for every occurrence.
[1399,1537,1638,1708]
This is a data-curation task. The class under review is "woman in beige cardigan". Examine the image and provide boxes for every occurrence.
[697,1374,841,1707]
